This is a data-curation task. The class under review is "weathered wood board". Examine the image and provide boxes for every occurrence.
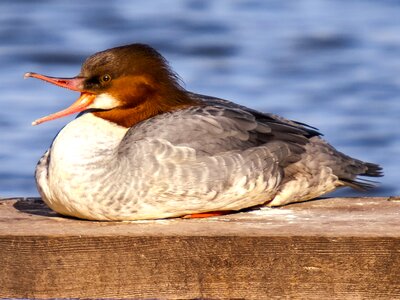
[0,197,399,299]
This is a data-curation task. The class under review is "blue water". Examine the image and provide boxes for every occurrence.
[0,0,399,197]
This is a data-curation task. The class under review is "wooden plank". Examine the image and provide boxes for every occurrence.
[0,197,399,299]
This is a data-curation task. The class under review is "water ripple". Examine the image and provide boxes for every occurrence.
[0,0,398,197]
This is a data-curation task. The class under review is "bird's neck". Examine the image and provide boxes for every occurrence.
[93,88,199,128]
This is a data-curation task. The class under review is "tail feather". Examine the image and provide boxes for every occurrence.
[361,162,383,177]
[340,178,380,191]
[340,162,383,191]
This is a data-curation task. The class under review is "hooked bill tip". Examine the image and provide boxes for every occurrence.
[24,72,34,79]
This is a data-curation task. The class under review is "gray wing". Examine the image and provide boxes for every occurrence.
[115,100,324,212]
[122,102,319,165]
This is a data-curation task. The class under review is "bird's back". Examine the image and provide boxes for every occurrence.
[121,93,382,207]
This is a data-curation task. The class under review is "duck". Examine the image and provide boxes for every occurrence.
[25,43,383,221]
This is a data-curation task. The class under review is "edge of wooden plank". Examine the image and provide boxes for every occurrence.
[0,196,399,237]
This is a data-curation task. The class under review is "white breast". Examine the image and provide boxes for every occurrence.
[36,113,129,219]
[51,112,127,163]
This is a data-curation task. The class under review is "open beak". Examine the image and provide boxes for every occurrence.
[24,72,96,125]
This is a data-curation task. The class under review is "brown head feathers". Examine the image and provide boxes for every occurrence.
[80,44,199,127]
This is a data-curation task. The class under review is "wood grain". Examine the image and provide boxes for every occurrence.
[0,197,399,299]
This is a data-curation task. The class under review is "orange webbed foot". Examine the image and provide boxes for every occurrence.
[182,210,233,219]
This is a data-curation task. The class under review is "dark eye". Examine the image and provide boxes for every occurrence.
[100,74,111,83]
